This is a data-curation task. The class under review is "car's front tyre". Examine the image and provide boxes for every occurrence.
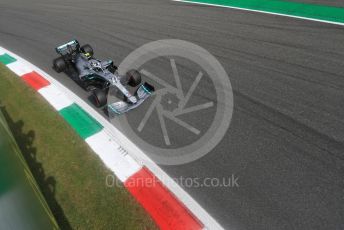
[93,89,107,107]
[127,69,142,87]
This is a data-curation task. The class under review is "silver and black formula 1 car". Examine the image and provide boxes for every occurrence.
[52,40,154,115]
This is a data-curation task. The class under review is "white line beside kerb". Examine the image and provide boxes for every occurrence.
[85,130,142,183]
[0,48,5,55]
[38,85,74,111]
[172,0,344,27]
[6,61,32,76]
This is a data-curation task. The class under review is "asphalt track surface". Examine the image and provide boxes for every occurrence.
[1,0,344,229]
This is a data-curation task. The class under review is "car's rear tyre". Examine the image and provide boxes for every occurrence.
[93,89,107,107]
[127,69,142,87]
[81,44,94,57]
[53,57,66,73]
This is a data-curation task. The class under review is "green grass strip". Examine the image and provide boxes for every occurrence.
[0,111,58,229]
[0,63,157,229]
[0,53,17,65]
[183,0,344,23]
[59,103,103,139]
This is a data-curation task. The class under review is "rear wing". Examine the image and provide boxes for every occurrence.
[55,40,80,55]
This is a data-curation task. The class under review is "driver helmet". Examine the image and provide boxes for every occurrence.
[84,52,92,59]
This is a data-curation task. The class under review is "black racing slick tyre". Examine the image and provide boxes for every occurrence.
[127,69,142,87]
[53,57,66,73]
[81,44,94,57]
[93,89,107,107]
